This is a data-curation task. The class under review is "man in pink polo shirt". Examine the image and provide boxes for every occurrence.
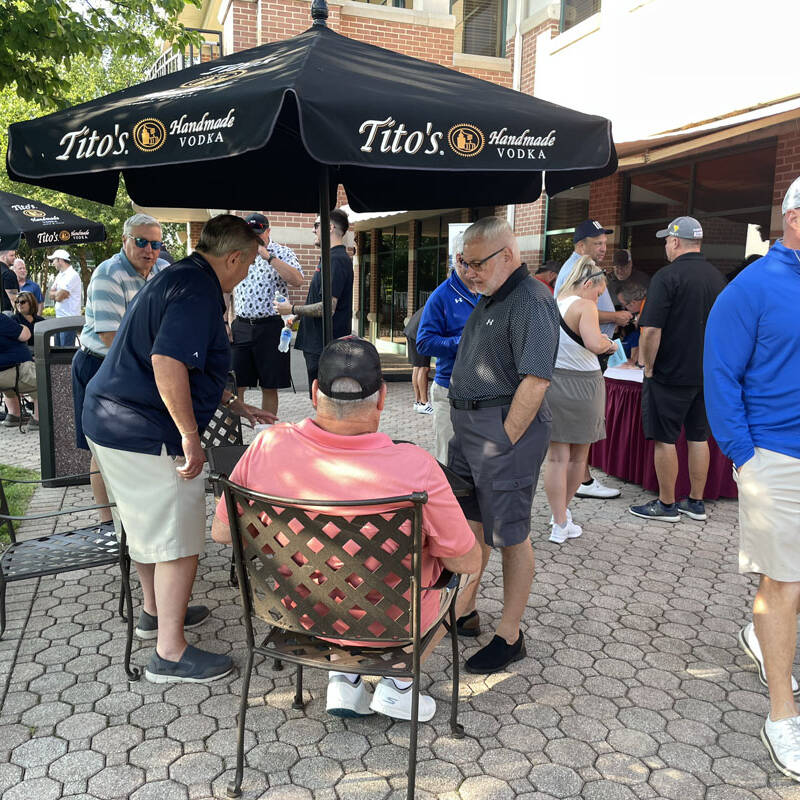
[212,336,480,721]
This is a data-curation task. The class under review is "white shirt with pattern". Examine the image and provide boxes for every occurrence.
[233,240,302,318]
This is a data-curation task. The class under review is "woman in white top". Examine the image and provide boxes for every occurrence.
[544,256,617,544]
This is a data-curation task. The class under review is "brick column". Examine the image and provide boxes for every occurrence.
[588,173,625,265]
[771,125,800,239]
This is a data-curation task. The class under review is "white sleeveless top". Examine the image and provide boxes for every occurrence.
[556,295,601,372]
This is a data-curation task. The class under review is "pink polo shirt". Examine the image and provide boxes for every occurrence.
[215,418,475,637]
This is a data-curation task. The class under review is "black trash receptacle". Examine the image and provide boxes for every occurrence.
[34,316,89,487]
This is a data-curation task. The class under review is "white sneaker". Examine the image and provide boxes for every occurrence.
[415,402,433,415]
[549,509,573,525]
[413,402,423,412]
[566,520,582,539]
[549,521,570,544]
[739,623,800,694]
[326,675,375,718]
[369,678,436,721]
[575,478,621,499]
[762,715,800,781]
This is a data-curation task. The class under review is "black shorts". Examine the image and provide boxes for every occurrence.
[231,316,291,390]
[448,403,551,547]
[642,378,709,444]
[405,336,431,368]
[72,348,104,450]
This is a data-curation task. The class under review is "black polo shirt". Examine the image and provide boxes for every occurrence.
[1,264,17,313]
[82,253,230,456]
[449,264,559,402]
[295,245,354,355]
[639,251,726,385]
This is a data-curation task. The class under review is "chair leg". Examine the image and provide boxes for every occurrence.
[118,554,131,621]
[228,648,254,799]
[448,603,464,738]
[407,677,420,800]
[273,658,283,671]
[119,550,140,681]
[0,579,6,638]
[293,665,305,710]
[229,556,238,588]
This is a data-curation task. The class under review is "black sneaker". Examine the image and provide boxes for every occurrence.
[628,499,680,522]
[145,644,233,684]
[677,498,707,521]
[465,632,526,674]
[135,605,211,640]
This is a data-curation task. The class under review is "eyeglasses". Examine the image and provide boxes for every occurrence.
[130,237,162,250]
[462,246,505,272]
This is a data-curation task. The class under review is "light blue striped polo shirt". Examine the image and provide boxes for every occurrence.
[80,250,167,356]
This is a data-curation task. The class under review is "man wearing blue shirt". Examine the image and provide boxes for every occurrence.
[553,220,632,500]
[705,176,800,782]
[416,253,479,463]
[0,313,38,427]
[12,259,43,311]
[83,215,274,684]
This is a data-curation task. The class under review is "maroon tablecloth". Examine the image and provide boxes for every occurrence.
[589,377,737,500]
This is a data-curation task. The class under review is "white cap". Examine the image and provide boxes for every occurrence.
[782,176,800,215]
[47,248,71,261]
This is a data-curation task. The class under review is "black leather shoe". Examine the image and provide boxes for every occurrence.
[456,610,481,637]
[465,632,526,674]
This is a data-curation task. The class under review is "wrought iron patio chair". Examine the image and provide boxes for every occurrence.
[219,477,465,800]
[0,470,139,680]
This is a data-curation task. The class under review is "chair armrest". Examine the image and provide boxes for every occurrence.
[0,470,100,485]
[424,569,456,591]
[0,502,114,522]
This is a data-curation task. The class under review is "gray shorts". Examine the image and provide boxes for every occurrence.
[448,403,551,547]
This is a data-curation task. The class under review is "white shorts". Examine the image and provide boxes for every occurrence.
[736,447,800,581]
[87,438,207,564]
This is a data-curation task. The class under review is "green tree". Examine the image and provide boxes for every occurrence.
[1,50,187,294]
[1,0,201,109]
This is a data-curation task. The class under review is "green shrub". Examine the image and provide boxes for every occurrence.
[0,464,40,546]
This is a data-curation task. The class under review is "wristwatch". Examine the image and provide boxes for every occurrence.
[266,253,274,264]
[224,393,238,408]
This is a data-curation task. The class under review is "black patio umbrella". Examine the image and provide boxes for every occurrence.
[6,0,616,342]
[0,189,106,251]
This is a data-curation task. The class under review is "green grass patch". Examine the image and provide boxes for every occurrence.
[0,463,40,545]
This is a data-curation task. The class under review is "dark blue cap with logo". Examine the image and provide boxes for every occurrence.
[574,220,613,244]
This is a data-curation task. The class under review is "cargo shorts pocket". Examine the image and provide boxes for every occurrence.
[491,474,534,523]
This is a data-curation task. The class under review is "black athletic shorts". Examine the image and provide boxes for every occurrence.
[231,316,291,390]
[405,336,431,368]
[641,378,709,444]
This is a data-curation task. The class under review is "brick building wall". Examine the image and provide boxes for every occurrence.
[771,123,800,238]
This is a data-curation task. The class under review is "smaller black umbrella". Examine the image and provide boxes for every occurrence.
[0,189,106,251]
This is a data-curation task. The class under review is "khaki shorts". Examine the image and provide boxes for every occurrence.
[0,361,37,397]
[87,438,207,564]
[736,447,800,581]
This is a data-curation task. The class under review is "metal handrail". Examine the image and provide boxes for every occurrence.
[147,28,224,80]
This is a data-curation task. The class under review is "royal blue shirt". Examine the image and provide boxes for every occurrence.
[0,314,33,369]
[82,253,230,456]
[704,240,800,468]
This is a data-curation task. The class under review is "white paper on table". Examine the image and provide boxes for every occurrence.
[603,365,644,383]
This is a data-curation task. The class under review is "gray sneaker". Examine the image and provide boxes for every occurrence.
[135,605,210,640]
[145,644,233,684]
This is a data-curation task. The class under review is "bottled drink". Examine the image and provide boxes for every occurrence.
[278,326,292,353]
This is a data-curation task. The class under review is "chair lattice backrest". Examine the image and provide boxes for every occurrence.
[201,404,243,449]
[222,479,428,644]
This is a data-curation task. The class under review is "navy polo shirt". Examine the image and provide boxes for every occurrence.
[0,315,33,370]
[82,253,230,456]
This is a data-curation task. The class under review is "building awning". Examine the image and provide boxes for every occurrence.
[342,205,458,231]
[616,95,800,168]
[131,205,227,224]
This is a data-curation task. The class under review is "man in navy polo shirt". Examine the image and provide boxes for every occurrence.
[83,215,275,684]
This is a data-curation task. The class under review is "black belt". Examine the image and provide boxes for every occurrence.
[450,396,513,410]
[80,344,104,360]
[237,315,280,325]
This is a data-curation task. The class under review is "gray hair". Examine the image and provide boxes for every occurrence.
[195,214,261,258]
[123,213,161,236]
[618,281,646,304]
[558,256,606,298]
[317,377,380,419]
[463,216,514,249]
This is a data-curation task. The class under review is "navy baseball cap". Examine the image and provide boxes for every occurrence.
[317,336,383,399]
[245,213,269,233]
[574,220,613,244]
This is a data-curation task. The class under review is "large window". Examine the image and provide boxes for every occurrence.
[415,211,465,308]
[559,0,600,33]
[543,184,590,265]
[357,231,372,338]
[377,227,409,343]
[623,143,776,275]
[452,0,507,58]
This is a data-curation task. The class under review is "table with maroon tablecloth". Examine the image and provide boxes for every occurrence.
[588,375,737,500]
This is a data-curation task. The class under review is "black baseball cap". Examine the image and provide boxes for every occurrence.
[245,212,269,233]
[574,220,612,244]
[317,336,383,399]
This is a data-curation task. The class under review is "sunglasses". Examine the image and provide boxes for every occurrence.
[130,237,162,250]
[15,299,28,305]
[462,246,505,272]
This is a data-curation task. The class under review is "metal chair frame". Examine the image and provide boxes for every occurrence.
[220,477,465,800]
[0,470,140,680]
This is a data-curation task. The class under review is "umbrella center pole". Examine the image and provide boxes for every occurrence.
[318,167,333,347]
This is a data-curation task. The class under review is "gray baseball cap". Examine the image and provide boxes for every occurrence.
[782,176,800,214]
[655,216,703,240]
